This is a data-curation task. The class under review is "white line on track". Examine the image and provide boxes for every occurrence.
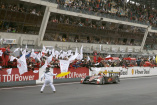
[0,76,157,90]
[0,82,79,90]
[120,76,157,80]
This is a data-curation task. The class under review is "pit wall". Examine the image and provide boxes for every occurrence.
[90,67,157,78]
[1,67,157,87]
[0,68,39,87]
[36,67,157,84]
[36,67,89,84]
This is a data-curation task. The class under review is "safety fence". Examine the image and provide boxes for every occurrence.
[1,67,157,87]
[36,67,89,84]
[0,68,39,87]
[90,67,157,78]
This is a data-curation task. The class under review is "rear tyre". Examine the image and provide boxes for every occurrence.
[101,78,105,85]
[114,77,119,84]
[84,76,90,81]
[83,76,90,84]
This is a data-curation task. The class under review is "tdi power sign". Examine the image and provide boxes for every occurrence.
[53,67,89,79]
[0,68,39,82]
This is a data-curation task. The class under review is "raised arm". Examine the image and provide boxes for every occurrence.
[50,72,57,76]
[40,73,45,81]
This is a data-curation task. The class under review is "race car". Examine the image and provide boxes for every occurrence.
[80,72,120,85]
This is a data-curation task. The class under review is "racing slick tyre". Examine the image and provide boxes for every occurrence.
[101,78,105,85]
[113,77,119,84]
[83,76,90,84]
[84,76,90,80]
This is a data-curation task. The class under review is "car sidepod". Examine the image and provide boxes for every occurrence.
[95,76,104,85]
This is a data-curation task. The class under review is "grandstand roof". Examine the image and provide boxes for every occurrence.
[130,0,157,9]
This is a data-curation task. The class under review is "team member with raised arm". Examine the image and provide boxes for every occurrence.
[40,67,57,93]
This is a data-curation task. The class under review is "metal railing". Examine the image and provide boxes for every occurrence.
[41,0,57,3]
[152,27,157,30]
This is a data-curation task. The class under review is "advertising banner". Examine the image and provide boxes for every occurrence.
[0,68,39,82]
[53,67,89,79]
[36,67,89,84]
[90,67,157,78]
[36,67,157,84]
[3,39,16,44]
[59,60,70,73]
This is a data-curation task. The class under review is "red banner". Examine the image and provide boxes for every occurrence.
[53,67,89,79]
[0,68,39,82]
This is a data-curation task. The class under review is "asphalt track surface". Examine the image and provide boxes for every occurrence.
[1,77,157,105]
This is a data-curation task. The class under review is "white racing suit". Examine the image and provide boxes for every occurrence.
[40,72,57,92]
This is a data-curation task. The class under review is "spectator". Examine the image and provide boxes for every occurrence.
[136,58,141,66]
[4,45,11,67]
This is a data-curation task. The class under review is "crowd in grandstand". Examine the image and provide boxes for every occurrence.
[0,2,42,16]
[0,0,156,37]
[0,0,45,35]
[50,14,112,30]
[49,13,144,32]
[0,44,156,71]
[44,12,144,46]
[57,0,157,27]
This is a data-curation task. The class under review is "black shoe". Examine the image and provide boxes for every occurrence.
[40,91,43,93]
[53,91,56,93]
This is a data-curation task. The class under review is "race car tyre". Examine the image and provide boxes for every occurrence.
[101,78,105,85]
[82,81,85,84]
[82,76,90,84]
[113,77,119,84]
[84,76,90,81]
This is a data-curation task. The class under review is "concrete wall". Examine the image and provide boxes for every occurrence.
[41,41,141,53]
[0,32,39,46]
[1,67,157,87]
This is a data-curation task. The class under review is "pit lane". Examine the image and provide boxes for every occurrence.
[1,76,157,105]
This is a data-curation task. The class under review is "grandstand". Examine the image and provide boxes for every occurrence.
[0,0,157,57]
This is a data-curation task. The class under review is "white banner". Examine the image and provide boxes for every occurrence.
[0,50,3,56]
[6,68,12,75]
[90,67,157,78]
[30,49,37,59]
[3,39,16,44]
[59,60,70,73]
[10,56,16,61]
[41,60,48,69]
[17,54,28,75]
